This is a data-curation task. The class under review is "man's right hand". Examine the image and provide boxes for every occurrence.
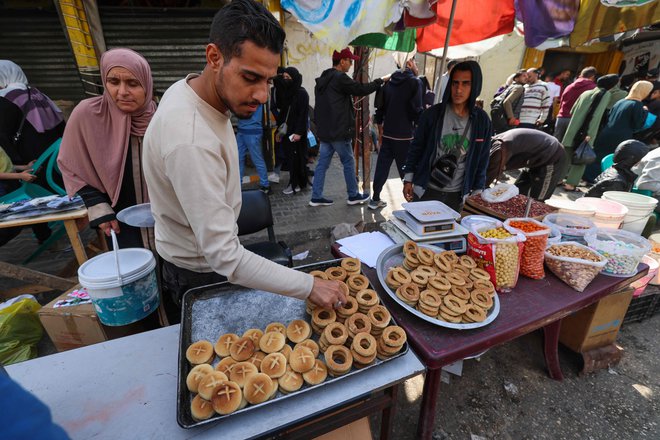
[99,220,120,237]
[403,181,414,202]
[308,278,348,310]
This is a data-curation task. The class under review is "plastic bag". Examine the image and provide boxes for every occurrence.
[505,218,550,280]
[467,222,526,292]
[0,295,43,365]
[572,138,597,165]
[545,242,607,292]
[543,213,596,245]
[481,183,519,204]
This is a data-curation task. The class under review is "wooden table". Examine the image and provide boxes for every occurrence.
[5,325,425,440]
[332,243,646,440]
[0,208,89,265]
[0,208,89,293]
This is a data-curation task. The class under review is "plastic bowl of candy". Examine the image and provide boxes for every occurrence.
[585,228,651,277]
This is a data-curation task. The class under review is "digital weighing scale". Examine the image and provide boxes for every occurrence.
[382,217,469,253]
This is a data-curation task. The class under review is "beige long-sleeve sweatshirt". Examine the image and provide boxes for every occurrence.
[142,74,313,300]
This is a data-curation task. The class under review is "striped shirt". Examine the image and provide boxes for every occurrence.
[519,81,551,125]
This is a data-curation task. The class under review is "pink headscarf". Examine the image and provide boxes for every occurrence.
[58,48,156,206]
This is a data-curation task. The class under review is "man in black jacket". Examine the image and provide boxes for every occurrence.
[487,128,567,201]
[403,60,492,212]
[309,48,386,207]
[369,55,423,209]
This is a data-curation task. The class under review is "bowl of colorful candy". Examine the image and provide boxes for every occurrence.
[585,228,651,277]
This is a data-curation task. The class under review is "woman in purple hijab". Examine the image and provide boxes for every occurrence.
[0,60,65,166]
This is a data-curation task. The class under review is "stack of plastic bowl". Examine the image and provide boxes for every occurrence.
[580,197,628,229]
[544,199,595,218]
[646,233,660,284]
[585,228,651,277]
[543,213,597,245]
[602,191,658,235]
[630,255,660,296]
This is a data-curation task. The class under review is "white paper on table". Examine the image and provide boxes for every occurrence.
[336,231,395,268]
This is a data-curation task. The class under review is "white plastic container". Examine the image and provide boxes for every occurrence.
[580,197,628,229]
[78,231,159,326]
[602,191,658,235]
[544,199,595,218]
[543,213,597,245]
[585,228,651,277]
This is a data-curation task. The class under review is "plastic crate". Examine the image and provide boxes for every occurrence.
[623,293,660,324]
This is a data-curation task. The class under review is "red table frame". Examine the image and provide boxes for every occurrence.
[332,244,646,440]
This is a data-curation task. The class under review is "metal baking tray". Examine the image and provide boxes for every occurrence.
[177,259,409,429]
[376,244,500,330]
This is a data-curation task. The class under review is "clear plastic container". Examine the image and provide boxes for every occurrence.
[545,242,607,292]
[547,226,561,246]
[543,213,596,245]
[460,215,499,231]
[584,228,651,277]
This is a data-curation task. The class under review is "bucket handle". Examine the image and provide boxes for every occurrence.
[110,230,123,284]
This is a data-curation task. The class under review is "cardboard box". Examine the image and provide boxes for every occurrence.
[314,417,372,440]
[38,286,135,352]
[559,288,634,353]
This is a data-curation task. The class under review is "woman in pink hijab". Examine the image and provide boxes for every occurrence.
[58,48,156,249]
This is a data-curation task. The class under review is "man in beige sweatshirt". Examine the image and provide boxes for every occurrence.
[142,0,346,323]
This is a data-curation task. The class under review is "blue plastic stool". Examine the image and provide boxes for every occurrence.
[601,153,614,172]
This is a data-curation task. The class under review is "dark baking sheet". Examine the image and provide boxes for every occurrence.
[177,259,409,429]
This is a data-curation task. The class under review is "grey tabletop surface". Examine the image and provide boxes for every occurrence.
[6,325,425,440]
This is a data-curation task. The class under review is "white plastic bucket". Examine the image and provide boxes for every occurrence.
[544,199,595,218]
[602,191,658,235]
[580,197,628,229]
[78,231,159,326]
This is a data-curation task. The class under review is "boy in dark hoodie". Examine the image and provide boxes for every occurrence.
[584,139,649,198]
[309,48,386,207]
[369,55,423,210]
[403,60,493,212]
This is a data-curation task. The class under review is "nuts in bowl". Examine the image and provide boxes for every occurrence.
[544,242,607,292]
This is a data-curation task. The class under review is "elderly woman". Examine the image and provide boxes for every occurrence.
[583,80,653,183]
[0,60,65,182]
[58,48,156,249]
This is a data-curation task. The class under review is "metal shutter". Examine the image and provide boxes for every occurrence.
[100,8,215,98]
[0,8,85,102]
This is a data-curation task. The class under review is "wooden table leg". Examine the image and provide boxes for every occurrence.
[63,219,88,266]
[380,384,398,440]
[543,320,564,381]
[416,368,442,440]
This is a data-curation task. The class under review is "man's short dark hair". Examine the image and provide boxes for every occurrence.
[447,59,458,71]
[581,66,597,79]
[209,0,285,64]
[332,58,341,67]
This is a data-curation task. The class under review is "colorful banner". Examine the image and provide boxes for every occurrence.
[415,0,515,53]
[350,28,417,52]
[281,0,402,50]
[570,0,660,47]
[516,0,580,48]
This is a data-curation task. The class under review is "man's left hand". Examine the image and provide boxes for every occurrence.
[290,134,302,142]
